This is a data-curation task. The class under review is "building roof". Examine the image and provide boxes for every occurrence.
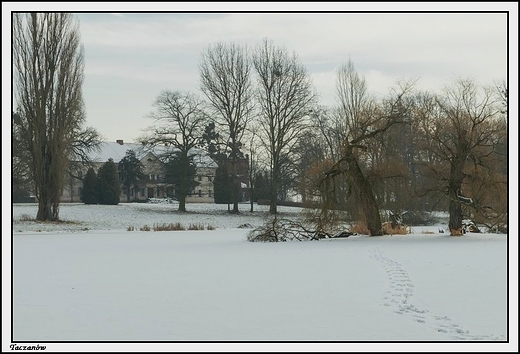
[88,142,218,169]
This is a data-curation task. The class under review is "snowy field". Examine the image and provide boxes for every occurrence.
[7,202,517,352]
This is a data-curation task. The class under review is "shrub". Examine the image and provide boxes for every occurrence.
[188,223,205,230]
[81,168,99,204]
[97,158,120,205]
[19,213,33,221]
[247,217,324,242]
[127,226,135,231]
[140,225,151,231]
[153,222,185,231]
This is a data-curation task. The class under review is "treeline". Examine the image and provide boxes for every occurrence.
[140,39,506,235]
[12,13,507,236]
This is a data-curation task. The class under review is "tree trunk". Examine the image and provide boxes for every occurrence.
[36,197,52,221]
[178,153,188,212]
[69,175,74,202]
[269,174,277,214]
[52,201,60,221]
[347,152,382,236]
[250,184,254,212]
[179,197,186,212]
[230,158,239,214]
[448,190,464,236]
[232,178,239,214]
[448,153,467,236]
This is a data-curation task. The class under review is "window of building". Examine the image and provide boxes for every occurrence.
[209,190,213,198]
[78,170,83,179]
[198,190,202,197]
[198,175,202,182]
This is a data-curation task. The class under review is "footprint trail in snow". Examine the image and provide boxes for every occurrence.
[369,247,505,341]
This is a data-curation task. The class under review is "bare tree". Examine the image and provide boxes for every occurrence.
[141,90,207,212]
[13,13,98,221]
[199,42,255,213]
[414,79,506,235]
[253,39,316,214]
[66,126,103,202]
[320,60,414,236]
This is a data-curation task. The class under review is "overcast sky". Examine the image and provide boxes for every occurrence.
[5,3,516,144]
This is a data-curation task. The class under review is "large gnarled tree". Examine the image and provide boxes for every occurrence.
[415,79,506,235]
[321,60,414,236]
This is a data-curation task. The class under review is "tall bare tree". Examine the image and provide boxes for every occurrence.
[253,39,316,214]
[13,13,98,221]
[199,42,255,213]
[321,60,414,236]
[141,90,207,212]
[414,79,506,235]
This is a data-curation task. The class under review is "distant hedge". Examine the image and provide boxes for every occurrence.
[256,200,319,208]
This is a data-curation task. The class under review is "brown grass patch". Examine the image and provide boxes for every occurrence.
[153,222,185,231]
[382,222,408,235]
[132,222,215,232]
[187,223,206,230]
[450,228,464,236]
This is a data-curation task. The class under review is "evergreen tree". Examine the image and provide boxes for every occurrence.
[252,171,270,202]
[97,158,120,205]
[164,152,199,209]
[118,150,146,202]
[214,163,232,204]
[81,168,99,204]
[202,122,221,160]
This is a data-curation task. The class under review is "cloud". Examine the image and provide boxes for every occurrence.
[10,11,508,143]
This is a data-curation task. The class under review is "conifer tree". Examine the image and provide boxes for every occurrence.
[118,150,146,202]
[97,158,120,205]
[81,168,98,204]
[213,163,233,204]
[164,153,199,207]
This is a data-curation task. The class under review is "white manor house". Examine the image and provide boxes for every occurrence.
[62,140,218,203]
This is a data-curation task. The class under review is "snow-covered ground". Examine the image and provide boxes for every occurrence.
[6,202,517,352]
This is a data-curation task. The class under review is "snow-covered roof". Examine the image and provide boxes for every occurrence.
[88,142,218,169]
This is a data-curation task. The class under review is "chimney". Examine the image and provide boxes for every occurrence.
[116,139,123,145]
